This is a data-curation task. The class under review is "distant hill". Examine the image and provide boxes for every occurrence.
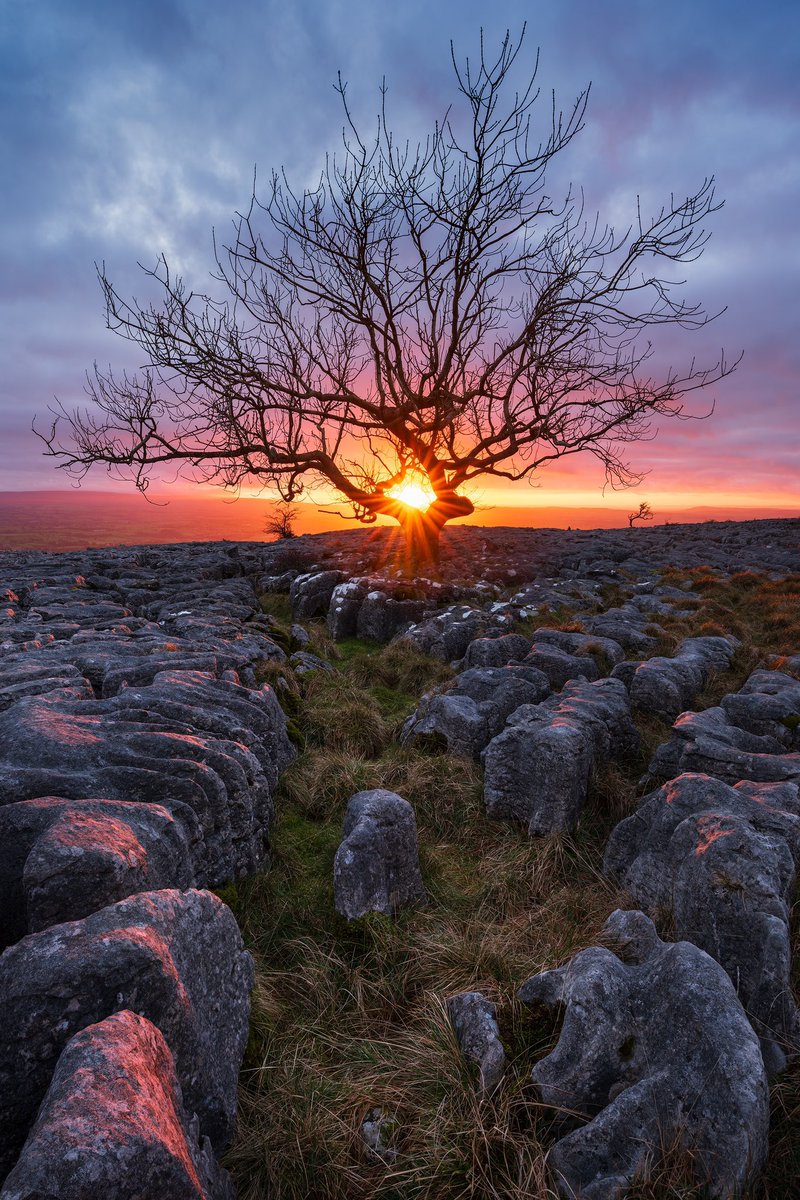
[1,489,798,553]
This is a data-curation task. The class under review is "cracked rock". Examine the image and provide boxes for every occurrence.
[519,910,768,1200]
[604,772,800,1073]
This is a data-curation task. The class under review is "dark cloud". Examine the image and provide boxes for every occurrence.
[1,0,797,503]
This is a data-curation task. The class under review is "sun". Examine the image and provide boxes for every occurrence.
[386,473,436,511]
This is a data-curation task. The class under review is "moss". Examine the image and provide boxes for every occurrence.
[285,719,306,749]
[212,881,240,915]
[258,592,292,623]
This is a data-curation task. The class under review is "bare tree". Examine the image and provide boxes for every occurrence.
[628,501,654,527]
[264,501,299,540]
[37,28,736,565]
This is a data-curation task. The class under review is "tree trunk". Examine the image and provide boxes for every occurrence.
[399,508,443,569]
[396,492,474,572]
[357,487,474,573]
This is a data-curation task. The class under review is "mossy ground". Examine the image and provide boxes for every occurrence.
[225,572,800,1199]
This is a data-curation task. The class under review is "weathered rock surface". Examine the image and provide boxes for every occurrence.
[290,570,346,620]
[460,633,532,670]
[446,991,505,1095]
[530,628,626,667]
[334,790,426,920]
[579,606,662,654]
[355,590,427,642]
[401,665,550,758]
[720,668,800,743]
[617,635,737,722]
[483,678,639,834]
[0,544,302,1197]
[522,642,601,689]
[0,796,199,946]
[519,910,769,1200]
[327,580,368,640]
[647,699,800,787]
[605,772,800,1072]
[0,1010,233,1199]
[0,889,253,1178]
[398,605,513,662]
[0,669,293,881]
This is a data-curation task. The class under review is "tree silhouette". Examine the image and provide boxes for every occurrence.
[38,28,736,565]
[264,501,299,540]
[628,501,654,527]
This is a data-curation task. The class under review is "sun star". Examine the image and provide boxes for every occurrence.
[387,477,435,511]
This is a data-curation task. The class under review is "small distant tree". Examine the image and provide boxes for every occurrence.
[628,501,654,527]
[37,28,736,566]
[264,501,299,540]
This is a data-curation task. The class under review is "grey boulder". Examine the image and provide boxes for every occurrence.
[327,581,368,640]
[647,705,800,787]
[0,796,200,947]
[290,570,346,620]
[460,633,532,670]
[0,889,253,1179]
[334,790,426,920]
[400,665,550,759]
[446,991,505,1095]
[398,605,513,663]
[519,910,769,1200]
[523,642,600,689]
[355,590,426,642]
[483,677,639,834]
[605,771,800,1072]
[530,628,625,667]
[720,668,800,743]
[0,1010,233,1200]
[621,636,737,722]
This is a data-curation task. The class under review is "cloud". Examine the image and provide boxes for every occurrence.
[1,0,797,511]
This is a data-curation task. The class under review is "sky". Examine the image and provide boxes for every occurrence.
[1,0,798,518]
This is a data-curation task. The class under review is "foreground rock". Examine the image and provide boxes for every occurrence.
[519,910,769,1200]
[334,790,426,920]
[483,678,639,834]
[0,796,199,947]
[400,664,550,759]
[605,772,800,1073]
[0,889,253,1179]
[0,1011,233,1200]
[0,670,294,882]
[446,991,505,1096]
